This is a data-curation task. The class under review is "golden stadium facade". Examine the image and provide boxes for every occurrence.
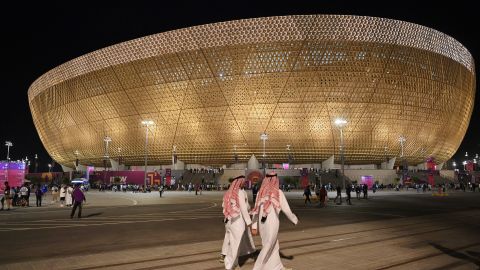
[28,15,475,167]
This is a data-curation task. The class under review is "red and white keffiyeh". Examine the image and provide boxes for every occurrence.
[223,176,246,220]
[251,173,280,217]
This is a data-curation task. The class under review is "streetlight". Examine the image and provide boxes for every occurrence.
[260,133,268,175]
[334,118,347,189]
[5,141,12,160]
[103,136,112,172]
[117,147,122,165]
[48,163,52,172]
[287,144,292,164]
[141,120,154,189]
[398,136,407,183]
[34,154,38,173]
[234,145,238,164]
[74,150,80,168]
[103,136,112,158]
[398,136,406,158]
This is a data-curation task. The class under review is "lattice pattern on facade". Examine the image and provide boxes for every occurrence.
[28,15,476,167]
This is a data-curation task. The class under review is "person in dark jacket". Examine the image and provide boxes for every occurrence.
[334,185,342,205]
[346,184,352,205]
[303,185,312,205]
[70,184,86,219]
[319,185,328,207]
[363,184,368,199]
[35,184,43,207]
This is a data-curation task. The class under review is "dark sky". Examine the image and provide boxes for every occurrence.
[0,1,477,171]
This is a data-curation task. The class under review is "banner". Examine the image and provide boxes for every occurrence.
[90,171,161,185]
[361,175,374,189]
[0,162,26,188]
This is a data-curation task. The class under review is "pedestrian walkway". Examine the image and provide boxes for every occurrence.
[2,209,480,270]
[0,202,221,232]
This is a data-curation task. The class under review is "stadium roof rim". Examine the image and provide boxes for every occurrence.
[28,14,474,102]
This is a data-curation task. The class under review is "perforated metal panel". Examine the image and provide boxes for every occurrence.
[28,15,476,167]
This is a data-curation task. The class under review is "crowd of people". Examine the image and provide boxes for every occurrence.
[0,182,89,211]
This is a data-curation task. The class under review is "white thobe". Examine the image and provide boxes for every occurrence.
[252,190,298,270]
[224,189,253,270]
[65,187,73,205]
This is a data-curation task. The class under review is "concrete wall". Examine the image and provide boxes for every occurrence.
[229,163,248,170]
[346,164,377,170]
[344,169,398,185]
[219,169,246,183]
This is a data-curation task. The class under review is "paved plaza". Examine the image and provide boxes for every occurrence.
[1,189,480,269]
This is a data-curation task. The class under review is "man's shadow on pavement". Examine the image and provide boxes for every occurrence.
[84,212,102,218]
[430,242,480,268]
[238,249,294,266]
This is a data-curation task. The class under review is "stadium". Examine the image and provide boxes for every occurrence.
[28,15,475,168]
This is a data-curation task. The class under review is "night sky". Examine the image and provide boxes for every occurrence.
[0,1,477,171]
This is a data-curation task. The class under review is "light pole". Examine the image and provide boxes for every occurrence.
[103,136,112,158]
[399,136,406,158]
[233,145,240,165]
[260,133,268,175]
[142,120,154,189]
[117,147,122,165]
[334,118,347,189]
[398,136,407,183]
[103,136,112,171]
[34,154,38,173]
[74,150,80,169]
[48,163,52,172]
[453,161,457,170]
[5,141,12,161]
[287,144,292,164]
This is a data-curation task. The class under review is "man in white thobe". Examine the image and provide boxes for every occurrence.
[251,173,298,270]
[222,175,255,270]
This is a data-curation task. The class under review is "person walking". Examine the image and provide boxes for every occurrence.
[66,185,73,207]
[221,175,255,269]
[334,185,342,204]
[159,185,164,198]
[70,184,86,219]
[303,185,312,206]
[26,184,31,206]
[35,184,43,207]
[19,184,29,207]
[363,184,368,199]
[59,185,66,207]
[3,182,12,210]
[346,184,352,205]
[251,173,298,270]
[319,185,327,207]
